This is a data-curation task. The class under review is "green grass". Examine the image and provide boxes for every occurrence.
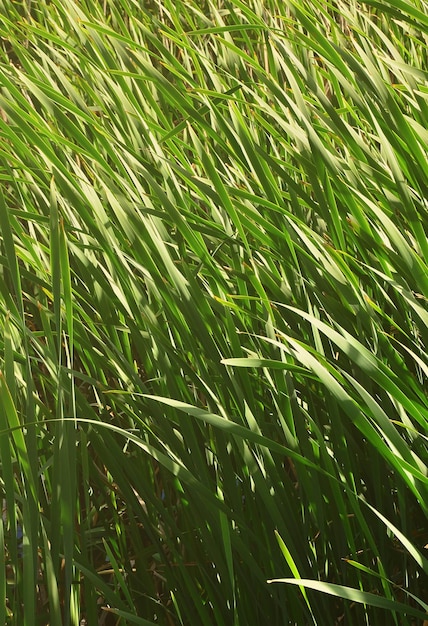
[0,0,427,624]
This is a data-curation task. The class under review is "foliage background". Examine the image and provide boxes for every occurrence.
[0,0,427,624]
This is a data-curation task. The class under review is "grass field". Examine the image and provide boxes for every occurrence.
[0,0,427,624]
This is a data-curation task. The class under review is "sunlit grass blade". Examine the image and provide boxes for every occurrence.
[268,578,428,621]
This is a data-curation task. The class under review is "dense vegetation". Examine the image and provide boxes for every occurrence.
[0,0,427,624]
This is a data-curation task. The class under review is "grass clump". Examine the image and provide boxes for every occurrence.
[0,0,427,624]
